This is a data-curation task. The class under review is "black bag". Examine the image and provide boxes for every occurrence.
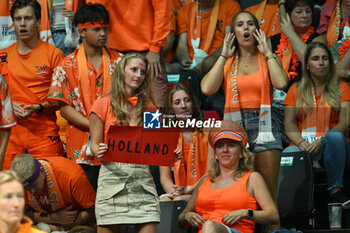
[277,151,314,228]
[157,200,188,233]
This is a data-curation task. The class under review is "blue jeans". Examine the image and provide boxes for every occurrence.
[52,29,76,55]
[283,129,350,190]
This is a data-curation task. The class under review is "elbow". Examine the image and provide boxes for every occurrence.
[271,212,280,225]
[200,82,217,96]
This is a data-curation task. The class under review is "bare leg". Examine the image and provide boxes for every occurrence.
[97,224,122,233]
[255,149,281,232]
[135,222,158,233]
[201,220,230,233]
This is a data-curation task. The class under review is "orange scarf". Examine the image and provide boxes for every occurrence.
[77,43,112,115]
[276,27,314,80]
[301,87,331,142]
[255,0,279,35]
[27,160,65,213]
[224,52,275,143]
[326,1,341,46]
[174,130,208,188]
[37,0,53,44]
[189,0,219,67]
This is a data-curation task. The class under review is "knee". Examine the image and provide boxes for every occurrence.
[201,220,217,233]
[325,129,345,144]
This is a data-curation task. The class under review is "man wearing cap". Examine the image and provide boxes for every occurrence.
[10,154,96,231]
[178,120,279,233]
[48,3,123,190]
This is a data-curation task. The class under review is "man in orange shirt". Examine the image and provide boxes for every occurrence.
[11,154,96,231]
[0,75,16,170]
[176,0,241,77]
[86,0,172,108]
[0,0,64,170]
[48,3,123,190]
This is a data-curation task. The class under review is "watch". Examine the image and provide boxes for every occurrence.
[246,209,254,220]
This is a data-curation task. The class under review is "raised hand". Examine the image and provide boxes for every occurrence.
[221,33,236,58]
[253,29,270,56]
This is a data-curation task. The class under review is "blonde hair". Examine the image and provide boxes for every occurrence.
[0,170,21,186]
[110,53,151,126]
[208,142,255,182]
[10,154,37,182]
[296,42,341,119]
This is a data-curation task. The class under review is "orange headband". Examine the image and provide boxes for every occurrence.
[78,21,108,29]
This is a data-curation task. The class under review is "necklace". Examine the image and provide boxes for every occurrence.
[223,180,228,184]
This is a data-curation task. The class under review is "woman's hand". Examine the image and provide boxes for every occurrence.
[169,184,185,199]
[185,212,207,228]
[174,147,183,162]
[253,29,270,56]
[222,209,246,226]
[221,33,236,58]
[280,14,294,37]
[96,143,108,160]
[297,140,311,151]
[308,139,323,156]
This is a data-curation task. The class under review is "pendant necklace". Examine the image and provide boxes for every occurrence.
[223,180,228,184]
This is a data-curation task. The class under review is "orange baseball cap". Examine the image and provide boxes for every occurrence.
[209,120,248,147]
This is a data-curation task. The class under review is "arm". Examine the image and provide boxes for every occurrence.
[89,112,107,158]
[60,103,89,131]
[332,101,350,134]
[254,30,289,90]
[0,128,11,169]
[159,166,175,194]
[61,207,95,230]
[14,101,58,120]
[284,105,311,151]
[175,33,193,70]
[201,33,236,95]
[178,178,207,229]
[247,172,279,225]
[26,206,78,226]
[336,47,350,79]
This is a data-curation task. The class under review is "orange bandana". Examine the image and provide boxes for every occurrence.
[128,96,139,106]
[77,21,108,29]
[276,27,314,80]
[27,160,65,213]
[224,52,275,143]
[77,43,112,115]
[174,130,208,188]
[326,1,341,46]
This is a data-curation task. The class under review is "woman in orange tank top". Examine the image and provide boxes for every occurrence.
[178,120,279,233]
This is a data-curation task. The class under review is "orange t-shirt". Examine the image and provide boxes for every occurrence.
[86,0,172,53]
[284,81,350,131]
[235,71,262,109]
[177,0,241,59]
[245,3,281,38]
[24,157,96,212]
[0,40,64,133]
[0,75,16,128]
[195,173,259,233]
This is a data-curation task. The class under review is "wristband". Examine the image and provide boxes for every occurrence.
[220,55,228,61]
[278,2,285,7]
[37,104,44,114]
[265,53,276,61]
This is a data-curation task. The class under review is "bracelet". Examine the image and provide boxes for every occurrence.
[37,103,44,114]
[265,53,276,61]
[297,140,305,147]
[278,2,285,7]
[220,55,228,61]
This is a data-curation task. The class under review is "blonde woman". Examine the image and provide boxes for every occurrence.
[90,53,159,233]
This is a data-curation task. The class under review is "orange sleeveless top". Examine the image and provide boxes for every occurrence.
[236,71,262,109]
[195,172,258,233]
